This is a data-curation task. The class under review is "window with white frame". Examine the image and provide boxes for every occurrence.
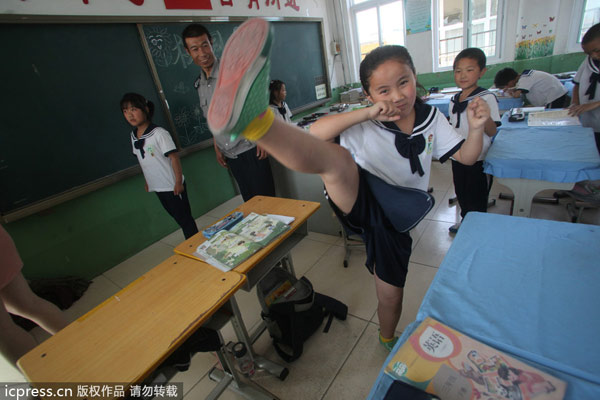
[433,0,503,70]
[578,0,600,42]
[350,0,405,62]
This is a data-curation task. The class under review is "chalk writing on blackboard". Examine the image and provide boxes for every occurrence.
[146,27,193,68]
[173,105,208,146]
[173,81,191,94]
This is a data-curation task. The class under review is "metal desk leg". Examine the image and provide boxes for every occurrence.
[204,328,280,400]
[280,253,296,277]
[497,178,573,217]
[207,339,279,400]
[228,297,289,380]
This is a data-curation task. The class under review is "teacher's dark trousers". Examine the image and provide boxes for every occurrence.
[227,147,276,202]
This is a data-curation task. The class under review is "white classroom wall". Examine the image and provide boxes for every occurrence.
[325,0,583,84]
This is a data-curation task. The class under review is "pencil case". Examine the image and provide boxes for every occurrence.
[202,211,244,239]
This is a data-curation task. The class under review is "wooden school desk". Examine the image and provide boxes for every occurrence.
[17,255,246,400]
[174,196,320,290]
[174,196,320,382]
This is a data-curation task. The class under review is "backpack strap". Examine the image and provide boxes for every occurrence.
[272,311,305,362]
[314,292,348,320]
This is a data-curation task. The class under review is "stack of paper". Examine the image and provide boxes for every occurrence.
[528,109,581,126]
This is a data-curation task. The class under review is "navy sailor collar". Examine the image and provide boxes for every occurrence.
[372,101,436,136]
[131,123,159,141]
[451,87,494,128]
[451,86,493,106]
[371,102,435,176]
[584,56,600,100]
[131,123,158,159]
[587,56,600,74]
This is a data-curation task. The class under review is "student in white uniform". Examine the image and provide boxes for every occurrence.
[121,93,198,239]
[494,67,568,108]
[569,22,600,194]
[269,79,293,123]
[570,22,600,154]
[203,19,490,352]
[448,48,501,233]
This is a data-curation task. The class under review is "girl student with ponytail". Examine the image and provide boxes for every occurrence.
[269,79,293,123]
[120,93,198,239]
[203,18,490,351]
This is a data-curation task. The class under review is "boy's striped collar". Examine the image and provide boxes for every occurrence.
[451,87,495,105]
[587,55,600,74]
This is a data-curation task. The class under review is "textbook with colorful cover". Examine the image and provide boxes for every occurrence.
[385,317,566,400]
[195,213,290,271]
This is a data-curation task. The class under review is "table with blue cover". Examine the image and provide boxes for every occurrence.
[426,94,523,117]
[368,212,600,400]
[483,113,600,217]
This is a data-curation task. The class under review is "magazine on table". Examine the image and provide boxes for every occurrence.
[385,317,566,400]
[195,212,290,271]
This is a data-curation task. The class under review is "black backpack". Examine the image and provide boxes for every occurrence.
[257,267,348,362]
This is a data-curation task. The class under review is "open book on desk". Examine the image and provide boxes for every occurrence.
[195,212,290,271]
[386,317,566,400]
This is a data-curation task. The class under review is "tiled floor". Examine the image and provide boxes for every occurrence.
[2,161,599,399]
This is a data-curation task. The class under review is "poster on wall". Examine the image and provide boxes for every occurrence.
[515,0,559,60]
[404,0,431,35]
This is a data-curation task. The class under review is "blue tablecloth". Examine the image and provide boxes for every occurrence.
[560,78,575,98]
[426,95,523,117]
[484,115,600,182]
[368,213,600,399]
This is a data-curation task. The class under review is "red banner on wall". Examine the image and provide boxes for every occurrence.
[164,0,213,9]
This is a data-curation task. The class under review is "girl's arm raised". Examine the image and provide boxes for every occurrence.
[310,101,401,141]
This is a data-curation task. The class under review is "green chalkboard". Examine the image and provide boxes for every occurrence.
[0,23,168,215]
[142,20,329,147]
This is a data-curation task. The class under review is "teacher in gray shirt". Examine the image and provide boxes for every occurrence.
[182,23,275,201]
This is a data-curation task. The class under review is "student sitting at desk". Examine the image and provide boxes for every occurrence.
[269,79,293,124]
[0,225,68,369]
[448,48,501,233]
[494,67,568,109]
[204,18,490,352]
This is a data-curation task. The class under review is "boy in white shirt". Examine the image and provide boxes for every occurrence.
[448,48,502,233]
[494,68,568,108]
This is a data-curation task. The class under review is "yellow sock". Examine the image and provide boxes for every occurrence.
[379,332,395,343]
[242,107,275,141]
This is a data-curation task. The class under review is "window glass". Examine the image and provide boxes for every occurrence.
[471,0,486,19]
[443,0,464,26]
[437,0,501,68]
[356,7,379,60]
[380,1,404,45]
[439,27,463,67]
[580,0,600,41]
